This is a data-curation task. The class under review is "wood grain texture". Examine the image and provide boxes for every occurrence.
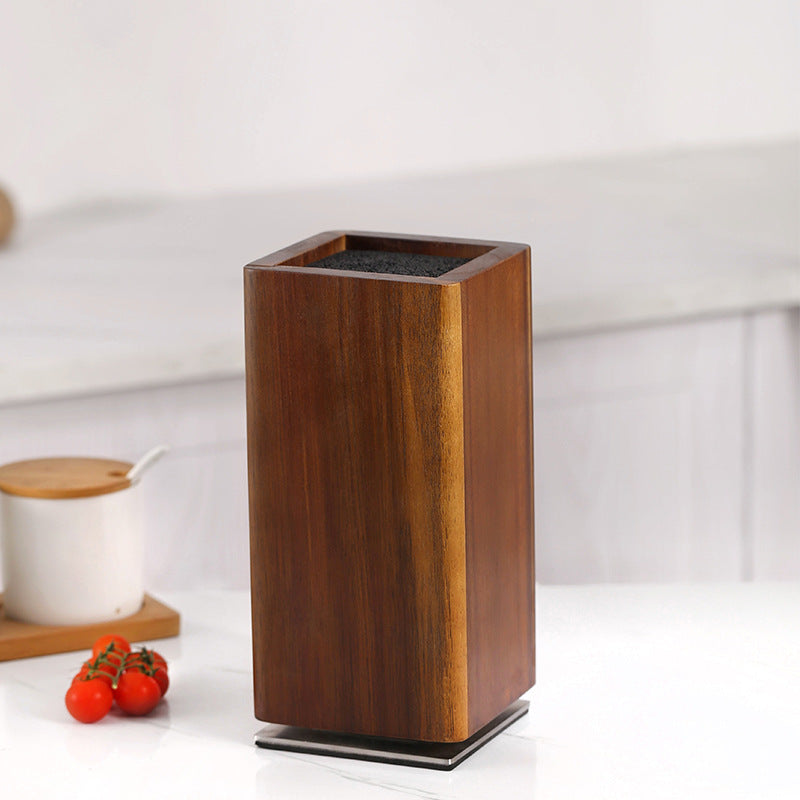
[0,593,179,661]
[0,457,132,499]
[460,248,535,733]
[245,231,533,742]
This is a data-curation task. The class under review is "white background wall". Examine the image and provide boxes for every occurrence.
[1,0,798,215]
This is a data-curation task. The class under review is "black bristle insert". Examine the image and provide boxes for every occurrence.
[306,249,470,278]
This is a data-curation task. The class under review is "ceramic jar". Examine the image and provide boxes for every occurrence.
[0,457,144,626]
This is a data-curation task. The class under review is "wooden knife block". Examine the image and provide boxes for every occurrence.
[245,231,534,743]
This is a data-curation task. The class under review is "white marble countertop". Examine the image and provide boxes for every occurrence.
[1,583,798,799]
[1,141,798,404]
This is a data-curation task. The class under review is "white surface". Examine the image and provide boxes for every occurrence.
[1,584,798,799]
[535,315,744,582]
[1,141,797,405]
[2,1,797,214]
[752,309,800,578]
[0,484,144,625]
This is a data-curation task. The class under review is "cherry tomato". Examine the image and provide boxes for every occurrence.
[127,648,167,671]
[72,666,112,687]
[149,650,167,670]
[92,634,131,658]
[151,667,169,697]
[65,678,113,723]
[83,657,121,682]
[123,648,169,696]
[114,670,161,716]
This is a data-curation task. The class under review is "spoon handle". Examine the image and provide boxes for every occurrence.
[126,444,170,483]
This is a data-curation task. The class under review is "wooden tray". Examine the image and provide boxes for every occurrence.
[0,593,180,661]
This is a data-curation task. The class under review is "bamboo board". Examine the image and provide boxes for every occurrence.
[0,593,180,661]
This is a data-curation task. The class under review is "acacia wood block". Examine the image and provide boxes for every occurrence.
[245,231,534,743]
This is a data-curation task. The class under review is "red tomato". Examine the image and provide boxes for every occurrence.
[114,670,161,716]
[92,634,131,658]
[127,648,167,671]
[65,678,113,723]
[72,666,112,687]
[83,657,121,682]
[123,648,169,696]
[151,667,169,697]
[149,650,167,670]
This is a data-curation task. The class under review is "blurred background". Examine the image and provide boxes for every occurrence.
[0,0,798,590]
[2,1,798,213]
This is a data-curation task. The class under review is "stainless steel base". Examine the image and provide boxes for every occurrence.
[254,699,529,770]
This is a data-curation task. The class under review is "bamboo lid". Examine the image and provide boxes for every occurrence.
[0,458,134,499]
